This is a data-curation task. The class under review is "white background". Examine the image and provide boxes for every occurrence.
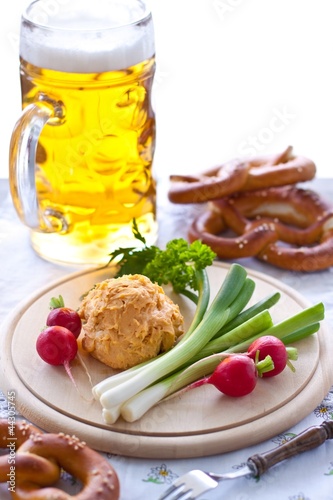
[1,0,333,179]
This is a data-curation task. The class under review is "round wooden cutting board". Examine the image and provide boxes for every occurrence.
[1,263,332,459]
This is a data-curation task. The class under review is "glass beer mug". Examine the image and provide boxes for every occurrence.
[10,0,157,265]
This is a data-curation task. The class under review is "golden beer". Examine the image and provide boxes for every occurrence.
[10,0,157,265]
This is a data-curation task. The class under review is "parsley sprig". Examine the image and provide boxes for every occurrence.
[108,220,216,300]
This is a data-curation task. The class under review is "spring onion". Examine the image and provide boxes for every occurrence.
[116,301,324,422]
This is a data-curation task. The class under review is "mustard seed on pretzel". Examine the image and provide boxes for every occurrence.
[168,146,316,204]
[189,186,333,272]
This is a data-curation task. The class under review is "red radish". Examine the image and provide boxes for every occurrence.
[47,296,82,338]
[36,326,78,386]
[209,355,258,396]
[190,355,258,397]
[47,308,82,339]
[247,335,288,378]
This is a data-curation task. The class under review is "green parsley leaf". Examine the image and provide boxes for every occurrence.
[108,220,216,296]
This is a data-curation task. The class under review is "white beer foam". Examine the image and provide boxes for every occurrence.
[20,0,155,73]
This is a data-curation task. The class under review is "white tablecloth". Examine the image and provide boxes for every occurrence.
[1,177,333,500]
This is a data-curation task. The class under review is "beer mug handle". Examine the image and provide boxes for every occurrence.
[9,97,67,233]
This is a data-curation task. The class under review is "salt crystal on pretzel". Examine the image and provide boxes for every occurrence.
[0,419,120,500]
[0,419,41,448]
[189,186,333,272]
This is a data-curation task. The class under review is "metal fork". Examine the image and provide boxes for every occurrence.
[158,420,333,500]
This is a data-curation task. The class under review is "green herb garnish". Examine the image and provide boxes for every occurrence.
[108,219,216,302]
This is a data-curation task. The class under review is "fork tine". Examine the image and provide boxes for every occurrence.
[171,492,194,500]
[158,485,176,500]
[158,484,192,500]
[158,470,218,500]
[158,482,185,500]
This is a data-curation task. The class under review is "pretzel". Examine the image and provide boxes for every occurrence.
[0,419,58,488]
[188,186,333,271]
[0,419,42,449]
[168,159,249,203]
[0,419,120,500]
[168,146,316,203]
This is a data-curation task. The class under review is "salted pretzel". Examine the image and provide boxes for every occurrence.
[0,419,58,488]
[0,419,42,449]
[188,186,333,272]
[168,146,316,203]
[0,419,120,500]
